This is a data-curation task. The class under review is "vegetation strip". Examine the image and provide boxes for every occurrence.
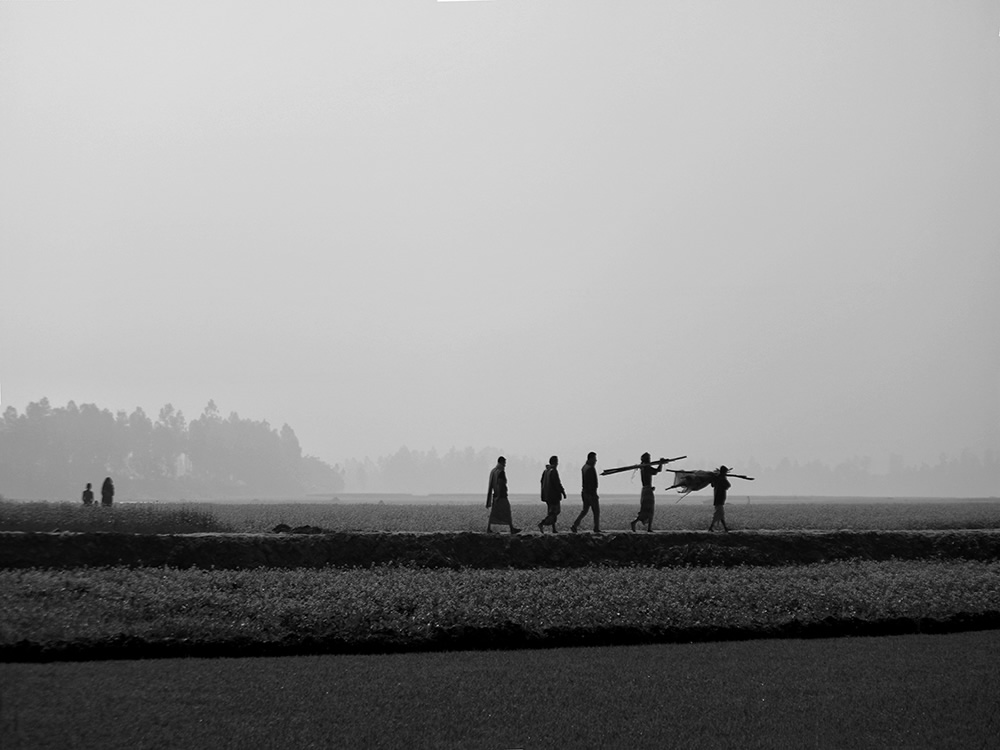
[3,528,1000,570]
[3,561,999,661]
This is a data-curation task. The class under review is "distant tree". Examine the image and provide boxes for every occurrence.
[0,397,343,500]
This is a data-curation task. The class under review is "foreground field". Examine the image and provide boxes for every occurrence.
[3,500,999,663]
[3,561,999,660]
[3,499,1000,534]
[3,631,998,749]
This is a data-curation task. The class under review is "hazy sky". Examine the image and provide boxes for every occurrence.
[2,1,998,473]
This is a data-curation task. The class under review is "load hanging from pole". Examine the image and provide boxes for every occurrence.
[663,468,755,498]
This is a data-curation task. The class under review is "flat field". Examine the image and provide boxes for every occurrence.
[2,499,999,747]
[4,498,1000,533]
[3,631,999,750]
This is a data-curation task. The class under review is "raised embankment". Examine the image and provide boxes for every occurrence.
[3,528,1000,569]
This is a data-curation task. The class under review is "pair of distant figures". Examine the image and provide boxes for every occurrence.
[486,453,733,534]
[81,477,115,507]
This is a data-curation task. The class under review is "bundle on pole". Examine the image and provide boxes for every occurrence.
[664,468,755,497]
[600,455,687,477]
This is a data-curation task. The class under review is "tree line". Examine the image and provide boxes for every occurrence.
[3,398,994,500]
[0,398,344,500]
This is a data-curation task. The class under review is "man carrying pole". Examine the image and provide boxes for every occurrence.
[709,465,732,533]
[630,452,664,532]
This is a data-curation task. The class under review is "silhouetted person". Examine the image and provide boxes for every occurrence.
[81,482,94,506]
[709,465,731,532]
[486,456,520,534]
[538,455,566,533]
[571,451,600,533]
[100,477,114,507]
[630,453,662,532]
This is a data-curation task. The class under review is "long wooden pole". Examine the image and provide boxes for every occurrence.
[600,455,687,476]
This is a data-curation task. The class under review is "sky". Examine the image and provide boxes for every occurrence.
[1,0,998,475]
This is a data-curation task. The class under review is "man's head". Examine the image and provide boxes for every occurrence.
[86,483,92,489]
[719,465,730,475]
[497,456,506,466]
[586,451,597,465]
[641,452,651,462]
[549,455,559,467]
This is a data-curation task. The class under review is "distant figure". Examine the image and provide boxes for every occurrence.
[100,477,115,507]
[630,453,662,532]
[81,482,94,506]
[571,452,600,533]
[538,455,566,533]
[486,456,520,534]
[709,465,732,533]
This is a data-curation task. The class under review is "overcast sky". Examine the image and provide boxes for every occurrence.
[1,0,997,474]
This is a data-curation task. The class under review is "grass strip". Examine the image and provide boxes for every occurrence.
[3,560,999,659]
[5,500,1000,535]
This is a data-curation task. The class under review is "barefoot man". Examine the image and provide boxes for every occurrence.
[630,453,663,532]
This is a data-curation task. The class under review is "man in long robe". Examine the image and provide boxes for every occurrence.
[630,453,662,532]
[486,457,520,534]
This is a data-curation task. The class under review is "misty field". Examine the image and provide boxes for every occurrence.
[3,498,1000,534]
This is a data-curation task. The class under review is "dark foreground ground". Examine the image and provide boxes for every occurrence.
[2,631,998,750]
[4,528,1000,569]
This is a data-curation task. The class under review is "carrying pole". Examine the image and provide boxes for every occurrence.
[600,455,687,476]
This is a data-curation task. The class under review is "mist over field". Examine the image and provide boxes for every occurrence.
[1,2,997,494]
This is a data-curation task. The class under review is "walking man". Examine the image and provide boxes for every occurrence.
[538,455,566,533]
[709,465,732,532]
[571,451,600,533]
[630,453,662,532]
[486,456,520,534]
